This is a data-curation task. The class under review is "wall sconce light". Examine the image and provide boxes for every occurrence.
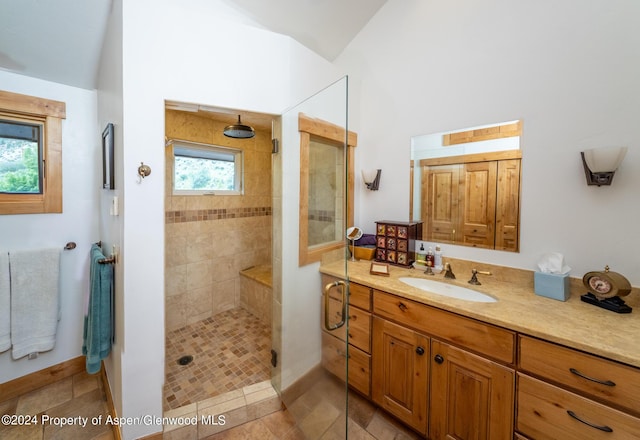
[581,147,628,186]
[362,169,381,191]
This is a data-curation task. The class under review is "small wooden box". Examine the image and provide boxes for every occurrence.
[374,220,423,267]
[349,245,376,260]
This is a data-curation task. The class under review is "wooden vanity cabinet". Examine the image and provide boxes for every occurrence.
[516,335,640,439]
[430,340,515,440]
[372,290,516,438]
[371,316,429,434]
[321,275,372,397]
[320,275,640,439]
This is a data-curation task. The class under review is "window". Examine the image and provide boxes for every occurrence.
[171,141,243,195]
[0,119,43,194]
[0,90,65,214]
[298,113,357,266]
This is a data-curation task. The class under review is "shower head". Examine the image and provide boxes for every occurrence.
[224,115,255,139]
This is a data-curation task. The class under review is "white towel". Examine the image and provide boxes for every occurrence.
[10,248,60,359]
[0,252,10,353]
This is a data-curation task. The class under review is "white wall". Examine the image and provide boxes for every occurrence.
[99,0,342,437]
[0,70,99,382]
[338,0,640,285]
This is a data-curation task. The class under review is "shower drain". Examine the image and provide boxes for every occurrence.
[177,355,193,366]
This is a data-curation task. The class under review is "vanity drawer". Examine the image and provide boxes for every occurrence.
[347,307,371,352]
[517,374,640,439]
[322,331,371,397]
[373,290,514,364]
[321,275,372,311]
[519,335,640,415]
[349,282,372,311]
[323,290,371,352]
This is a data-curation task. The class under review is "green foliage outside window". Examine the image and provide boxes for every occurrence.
[0,139,40,193]
[174,156,235,191]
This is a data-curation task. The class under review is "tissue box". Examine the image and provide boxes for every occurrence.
[534,271,570,301]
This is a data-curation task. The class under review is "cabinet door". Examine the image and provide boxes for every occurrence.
[459,161,497,248]
[430,340,515,440]
[426,164,460,244]
[495,159,520,252]
[372,317,429,434]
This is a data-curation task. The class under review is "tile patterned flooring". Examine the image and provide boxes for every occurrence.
[1,307,421,439]
[205,372,422,440]
[166,308,422,439]
[164,308,272,411]
[0,370,115,440]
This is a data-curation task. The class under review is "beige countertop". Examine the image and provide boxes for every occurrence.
[320,258,640,369]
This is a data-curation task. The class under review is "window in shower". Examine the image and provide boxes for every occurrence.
[171,142,243,195]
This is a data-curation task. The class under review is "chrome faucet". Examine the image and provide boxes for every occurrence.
[443,263,456,279]
[468,269,492,285]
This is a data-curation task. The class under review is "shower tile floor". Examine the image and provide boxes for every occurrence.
[164,308,271,411]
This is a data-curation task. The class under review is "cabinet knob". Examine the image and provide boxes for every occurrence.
[416,346,425,356]
[434,354,444,364]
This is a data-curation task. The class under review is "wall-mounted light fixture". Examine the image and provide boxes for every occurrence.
[362,169,381,191]
[581,147,628,186]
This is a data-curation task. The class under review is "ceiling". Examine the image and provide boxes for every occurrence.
[0,0,386,91]
[0,0,112,90]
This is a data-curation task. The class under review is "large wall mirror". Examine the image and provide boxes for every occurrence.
[410,120,522,252]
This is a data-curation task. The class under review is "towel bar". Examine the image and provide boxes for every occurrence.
[98,255,116,265]
[93,241,116,264]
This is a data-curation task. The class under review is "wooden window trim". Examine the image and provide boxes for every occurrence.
[298,112,357,266]
[0,90,65,214]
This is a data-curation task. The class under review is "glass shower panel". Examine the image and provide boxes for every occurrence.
[273,76,350,438]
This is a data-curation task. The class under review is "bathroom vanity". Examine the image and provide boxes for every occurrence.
[320,259,640,439]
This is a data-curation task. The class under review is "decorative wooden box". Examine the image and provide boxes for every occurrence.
[374,221,423,267]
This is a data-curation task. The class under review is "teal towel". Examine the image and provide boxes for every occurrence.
[82,244,113,374]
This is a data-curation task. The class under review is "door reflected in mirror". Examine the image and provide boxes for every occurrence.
[410,120,522,252]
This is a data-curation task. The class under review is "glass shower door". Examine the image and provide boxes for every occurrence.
[272,76,351,439]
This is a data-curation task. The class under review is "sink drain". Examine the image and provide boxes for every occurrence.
[177,355,193,366]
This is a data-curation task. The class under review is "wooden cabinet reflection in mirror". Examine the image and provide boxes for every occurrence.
[410,121,522,252]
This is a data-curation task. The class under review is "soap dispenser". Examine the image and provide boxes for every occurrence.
[416,243,426,263]
[426,247,435,267]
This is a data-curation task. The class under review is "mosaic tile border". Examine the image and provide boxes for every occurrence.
[166,206,272,224]
[308,209,335,222]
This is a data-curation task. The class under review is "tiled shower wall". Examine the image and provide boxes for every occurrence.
[165,110,272,331]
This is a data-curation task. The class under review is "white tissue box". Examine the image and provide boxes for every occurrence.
[534,271,570,301]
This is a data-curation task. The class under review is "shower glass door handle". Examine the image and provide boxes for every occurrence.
[324,280,347,331]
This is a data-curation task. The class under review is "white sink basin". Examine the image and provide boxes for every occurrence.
[398,277,497,303]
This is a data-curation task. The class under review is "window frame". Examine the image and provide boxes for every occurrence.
[0,90,65,214]
[170,140,244,196]
[298,112,357,266]
[0,116,45,194]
